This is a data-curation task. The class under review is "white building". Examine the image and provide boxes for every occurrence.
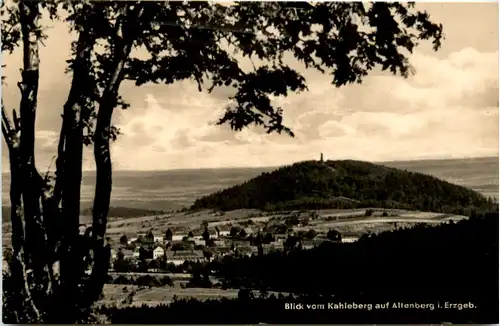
[172,234,187,241]
[341,236,359,243]
[243,228,254,236]
[153,246,165,259]
[218,230,231,237]
[166,250,204,266]
[121,249,134,259]
[194,238,206,246]
[196,230,218,240]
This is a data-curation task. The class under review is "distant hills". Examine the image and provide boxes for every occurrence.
[191,160,495,213]
[2,206,165,221]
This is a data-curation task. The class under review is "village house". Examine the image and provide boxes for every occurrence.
[121,249,135,259]
[212,247,232,259]
[275,234,287,241]
[341,232,362,243]
[110,249,117,260]
[263,243,284,253]
[172,233,188,241]
[243,227,254,236]
[166,250,204,265]
[127,237,137,244]
[216,225,231,237]
[301,240,315,250]
[269,239,284,247]
[153,246,165,259]
[194,238,206,246]
[213,240,226,247]
[191,230,203,241]
[193,228,218,240]
[208,228,219,239]
[133,247,141,258]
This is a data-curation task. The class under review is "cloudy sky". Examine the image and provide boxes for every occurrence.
[1,2,498,171]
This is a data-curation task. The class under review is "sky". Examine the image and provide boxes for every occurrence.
[1,2,499,172]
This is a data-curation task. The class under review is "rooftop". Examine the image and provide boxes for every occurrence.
[121,249,134,256]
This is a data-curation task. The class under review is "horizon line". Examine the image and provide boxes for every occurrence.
[3,154,495,174]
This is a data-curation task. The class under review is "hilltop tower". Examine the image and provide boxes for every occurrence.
[320,153,324,162]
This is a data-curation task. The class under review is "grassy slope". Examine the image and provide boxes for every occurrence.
[191,160,492,213]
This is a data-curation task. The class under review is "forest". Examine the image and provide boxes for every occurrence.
[102,209,499,324]
[192,160,495,214]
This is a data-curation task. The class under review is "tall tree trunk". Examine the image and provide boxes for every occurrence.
[55,23,96,322]
[1,106,41,323]
[85,5,144,304]
[17,0,50,312]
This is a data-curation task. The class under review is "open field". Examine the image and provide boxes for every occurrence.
[2,207,469,248]
[109,272,192,280]
[294,217,467,233]
[99,284,141,305]
[103,207,469,241]
[99,284,293,308]
[99,285,241,307]
[134,287,239,304]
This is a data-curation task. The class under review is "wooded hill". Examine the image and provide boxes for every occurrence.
[191,160,494,214]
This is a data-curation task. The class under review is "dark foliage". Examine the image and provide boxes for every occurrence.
[187,272,212,288]
[192,160,494,214]
[326,229,341,241]
[119,235,128,245]
[125,1,443,136]
[103,210,499,324]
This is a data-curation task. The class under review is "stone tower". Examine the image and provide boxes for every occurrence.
[320,153,324,162]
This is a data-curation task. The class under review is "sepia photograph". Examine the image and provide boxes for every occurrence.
[1,0,499,324]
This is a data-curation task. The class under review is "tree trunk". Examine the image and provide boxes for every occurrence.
[86,5,145,304]
[55,23,97,322]
[2,106,41,323]
[16,0,51,314]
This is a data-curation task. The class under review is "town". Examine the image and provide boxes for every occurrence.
[107,211,363,273]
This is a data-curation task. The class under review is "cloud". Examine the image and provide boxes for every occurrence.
[1,4,497,172]
[106,46,498,170]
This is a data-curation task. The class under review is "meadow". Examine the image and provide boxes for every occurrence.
[104,207,469,243]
